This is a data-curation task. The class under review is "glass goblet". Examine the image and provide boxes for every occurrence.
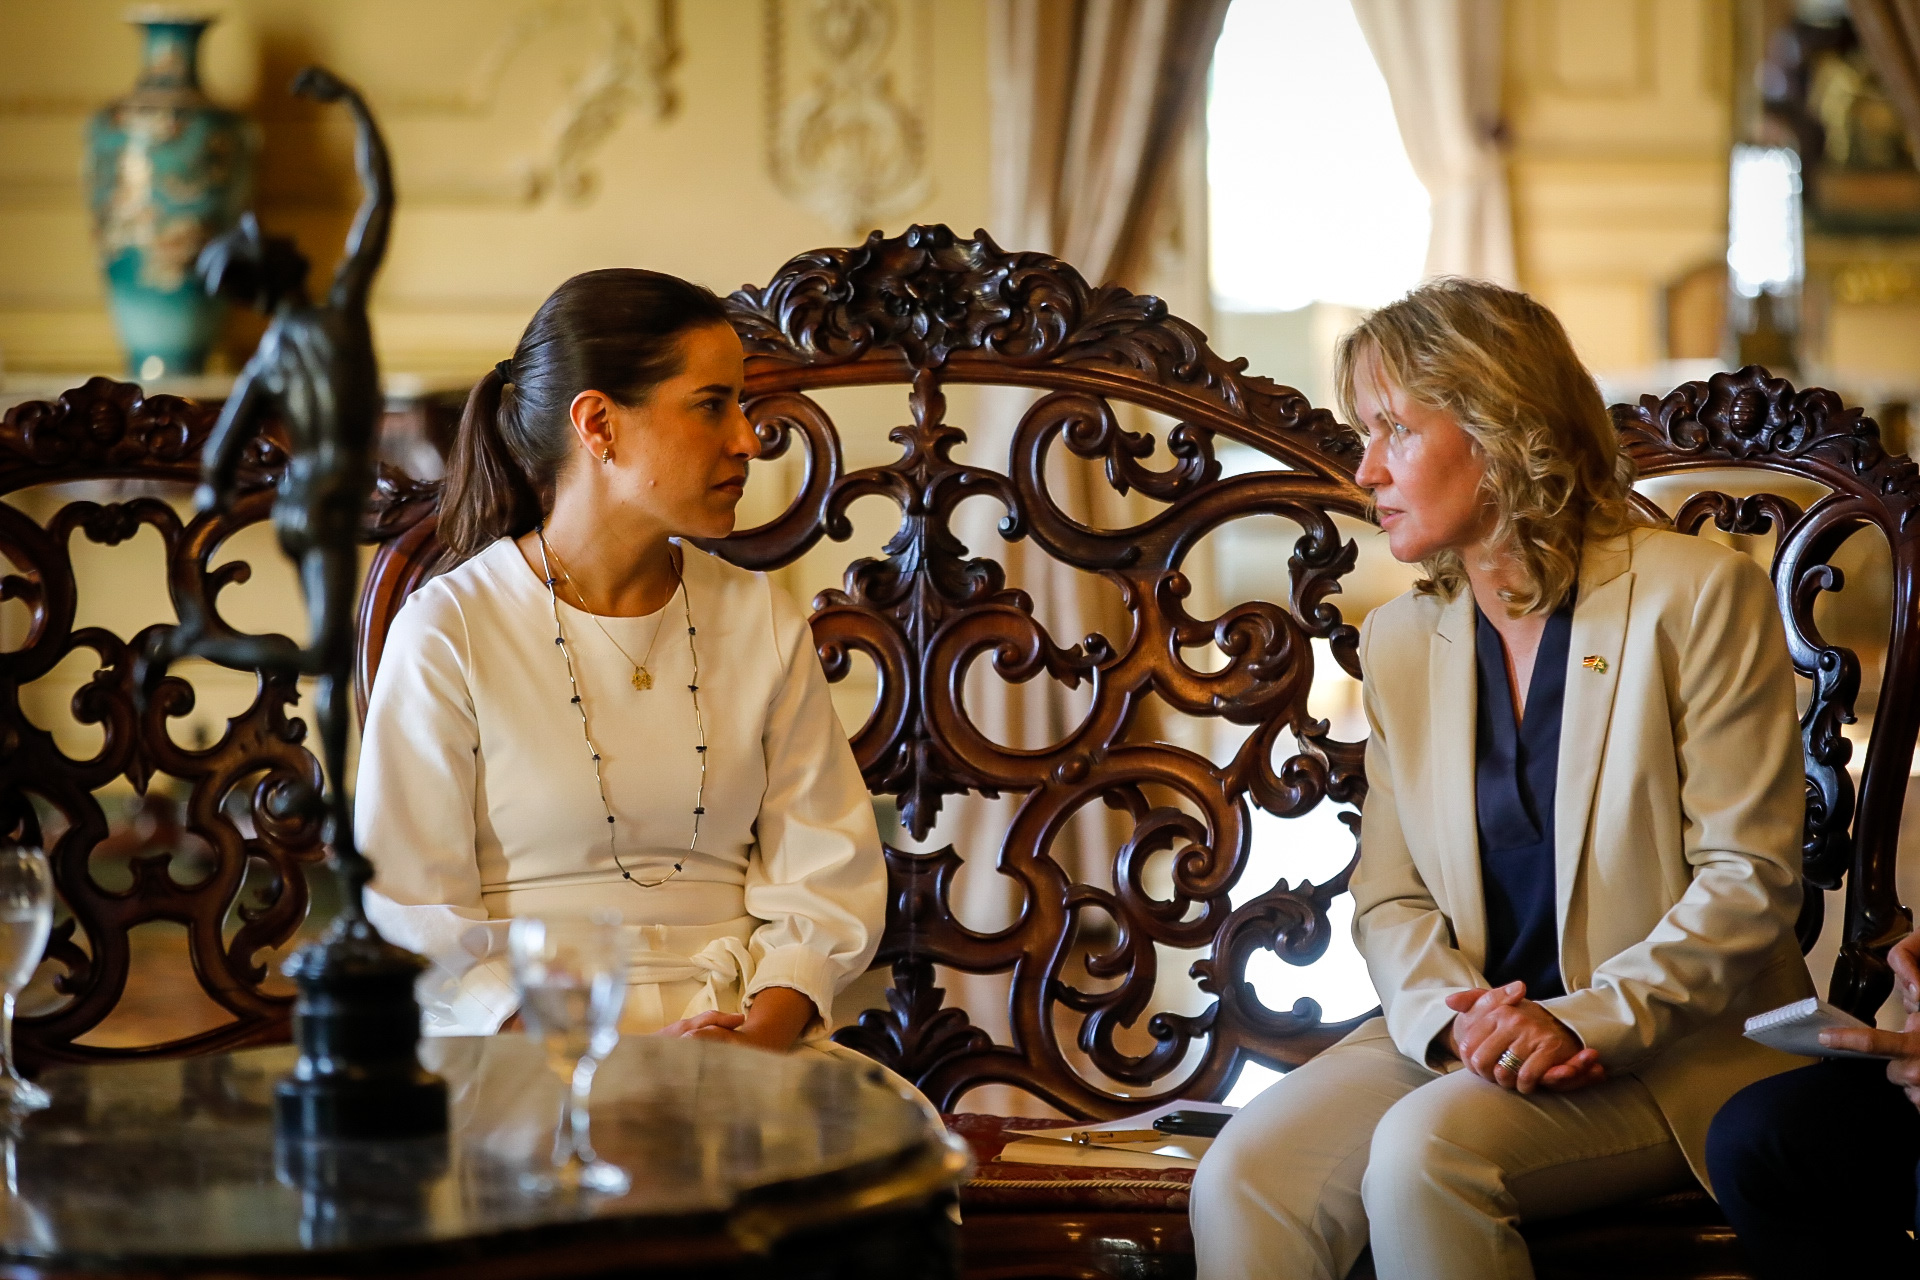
[0,848,51,1115]
[507,912,629,1194]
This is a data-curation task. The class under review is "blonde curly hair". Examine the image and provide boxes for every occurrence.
[1334,277,1639,616]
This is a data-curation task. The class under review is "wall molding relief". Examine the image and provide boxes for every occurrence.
[763,0,933,236]
[401,0,683,205]
[0,1,684,209]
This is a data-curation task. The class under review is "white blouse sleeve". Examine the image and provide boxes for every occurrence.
[355,584,518,1036]
[741,579,886,1027]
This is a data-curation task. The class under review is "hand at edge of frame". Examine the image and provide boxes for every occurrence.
[1821,1009,1920,1110]
[1889,929,1920,1013]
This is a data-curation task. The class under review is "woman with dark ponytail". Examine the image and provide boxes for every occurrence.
[354,269,886,1055]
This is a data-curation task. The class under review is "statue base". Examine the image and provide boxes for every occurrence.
[274,917,448,1140]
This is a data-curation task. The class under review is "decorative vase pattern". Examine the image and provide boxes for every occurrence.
[85,15,256,380]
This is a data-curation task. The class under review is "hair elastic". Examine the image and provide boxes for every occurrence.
[494,358,514,383]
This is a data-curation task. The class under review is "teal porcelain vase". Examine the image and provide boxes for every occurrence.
[85,15,256,379]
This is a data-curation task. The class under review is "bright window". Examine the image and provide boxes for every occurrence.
[1208,0,1431,311]
[1727,145,1804,298]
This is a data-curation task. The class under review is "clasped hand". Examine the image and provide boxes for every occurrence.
[1817,928,1920,1108]
[1443,980,1606,1095]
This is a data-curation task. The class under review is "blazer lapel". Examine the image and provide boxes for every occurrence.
[1428,589,1486,970]
[1555,535,1635,948]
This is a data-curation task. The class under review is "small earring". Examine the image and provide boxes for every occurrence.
[600,448,613,465]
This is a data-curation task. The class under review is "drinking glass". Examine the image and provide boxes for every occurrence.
[0,848,50,1114]
[507,913,629,1194]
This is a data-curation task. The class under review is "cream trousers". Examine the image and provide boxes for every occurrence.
[1191,1019,1692,1280]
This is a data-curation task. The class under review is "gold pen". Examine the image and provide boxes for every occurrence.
[1021,1128,1168,1146]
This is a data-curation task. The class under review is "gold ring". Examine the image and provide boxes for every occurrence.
[1496,1048,1524,1074]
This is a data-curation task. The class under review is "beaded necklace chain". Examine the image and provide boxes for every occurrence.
[535,525,707,889]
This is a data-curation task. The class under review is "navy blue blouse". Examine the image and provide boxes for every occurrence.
[1473,600,1574,1000]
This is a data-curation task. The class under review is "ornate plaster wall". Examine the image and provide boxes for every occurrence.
[0,0,989,377]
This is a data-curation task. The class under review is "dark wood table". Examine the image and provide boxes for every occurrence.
[0,1035,966,1278]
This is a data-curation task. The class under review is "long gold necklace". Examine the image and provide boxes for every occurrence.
[543,543,679,691]
[536,526,706,889]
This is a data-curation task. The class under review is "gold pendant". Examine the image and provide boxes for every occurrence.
[633,667,652,691]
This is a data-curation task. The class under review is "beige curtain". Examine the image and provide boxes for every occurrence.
[968,0,1226,792]
[939,0,1226,1111]
[1350,0,1517,285]
[988,0,1230,281]
[1851,0,1920,157]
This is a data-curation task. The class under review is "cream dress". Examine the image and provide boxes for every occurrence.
[356,536,887,1041]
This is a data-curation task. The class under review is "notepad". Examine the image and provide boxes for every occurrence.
[994,1100,1236,1169]
[1743,997,1893,1059]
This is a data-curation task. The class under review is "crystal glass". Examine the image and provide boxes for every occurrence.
[0,849,51,1114]
[507,913,629,1194]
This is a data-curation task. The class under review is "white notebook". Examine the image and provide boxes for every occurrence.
[1743,997,1893,1059]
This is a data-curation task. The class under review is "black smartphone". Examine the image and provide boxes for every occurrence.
[1152,1109,1230,1138]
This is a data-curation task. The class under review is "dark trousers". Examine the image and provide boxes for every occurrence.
[1706,1058,1920,1279]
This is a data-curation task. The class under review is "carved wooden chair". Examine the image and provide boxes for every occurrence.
[6,227,1914,1280]
[0,380,323,1066]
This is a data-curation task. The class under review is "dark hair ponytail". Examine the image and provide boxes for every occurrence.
[441,268,731,559]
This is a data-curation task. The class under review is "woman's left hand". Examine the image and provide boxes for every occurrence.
[660,1010,746,1039]
[1446,985,1606,1095]
[661,986,818,1053]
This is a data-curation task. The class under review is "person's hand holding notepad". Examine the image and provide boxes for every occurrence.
[1815,1016,1920,1062]
[1743,998,1892,1059]
[1813,927,1920,1110]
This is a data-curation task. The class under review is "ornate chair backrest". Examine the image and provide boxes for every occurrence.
[1614,374,1918,1012]
[359,228,1920,1118]
[0,379,322,1068]
[360,227,1379,1116]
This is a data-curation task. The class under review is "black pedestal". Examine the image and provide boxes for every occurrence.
[274,918,447,1140]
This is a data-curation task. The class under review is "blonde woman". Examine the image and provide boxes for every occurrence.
[1192,279,1814,1280]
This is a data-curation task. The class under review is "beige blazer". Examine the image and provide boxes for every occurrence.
[1351,526,1814,1189]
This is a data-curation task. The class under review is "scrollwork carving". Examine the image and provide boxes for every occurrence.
[1622,366,1920,1016]
[727,225,1364,470]
[718,229,1377,1113]
[0,377,286,492]
[0,388,328,1064]
[834,958,993,1085]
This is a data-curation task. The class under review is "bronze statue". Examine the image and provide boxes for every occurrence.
[150,66,389,915]
[145,66,444,1139]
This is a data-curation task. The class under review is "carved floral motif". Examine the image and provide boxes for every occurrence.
[727,225,1361,469]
